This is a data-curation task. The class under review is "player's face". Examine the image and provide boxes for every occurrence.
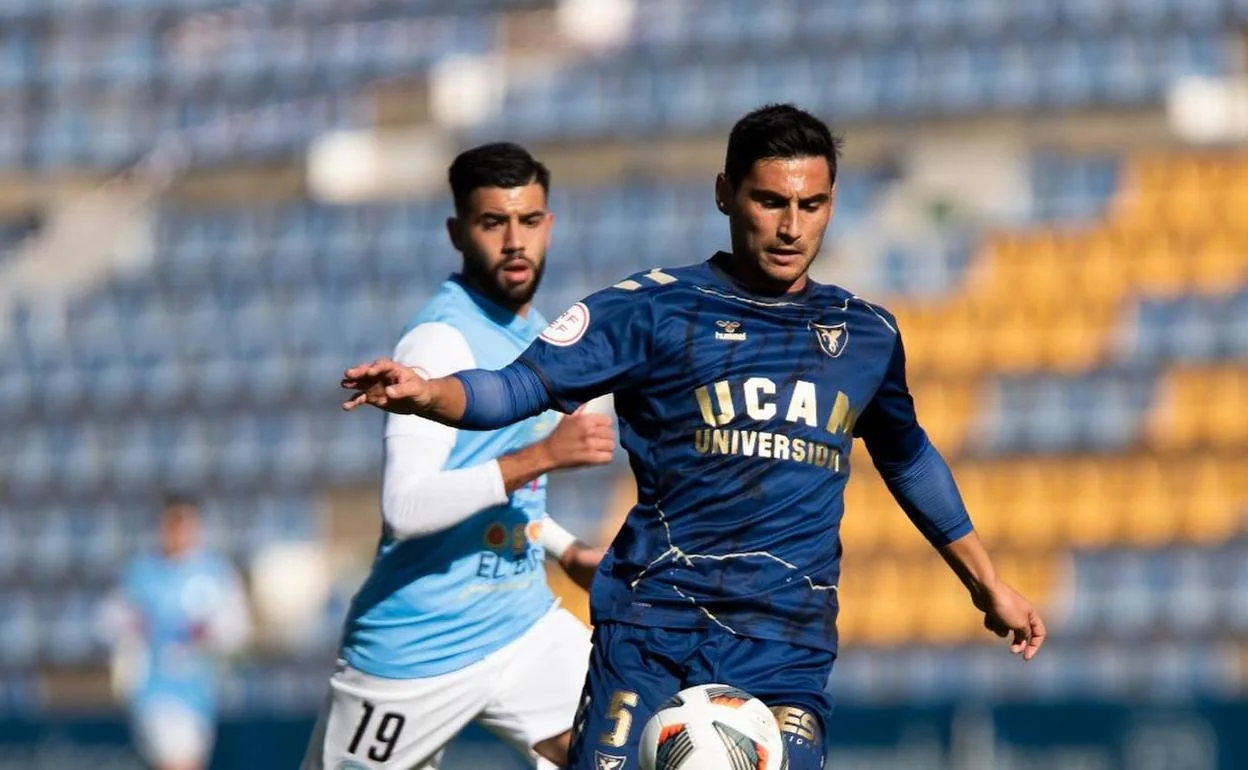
[449,184,552,312]
[160,505,200,558]
[717,156,834,293]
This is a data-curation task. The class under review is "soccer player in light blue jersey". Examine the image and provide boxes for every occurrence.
[303,143,613,770]
[98,495,251,770]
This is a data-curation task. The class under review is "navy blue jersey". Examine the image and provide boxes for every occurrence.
[520,254,924,653]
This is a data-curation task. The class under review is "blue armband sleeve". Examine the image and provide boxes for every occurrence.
[451,361,552,430]
[877,437,973,547]
[857,325,973,547]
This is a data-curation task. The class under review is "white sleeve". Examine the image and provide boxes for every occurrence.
[381,322,510,539]
[206,569,252,655]
[538,515,579,559]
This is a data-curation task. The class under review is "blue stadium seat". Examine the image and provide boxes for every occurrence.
[44,589,98,665]
[0,509,20,581]
[1221,290,1248,358]
[28,505,73,581]
[74,503,127,578]
[0,591,39,668]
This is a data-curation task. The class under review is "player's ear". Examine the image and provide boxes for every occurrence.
[714,173,733,216]
[446,216,464,251]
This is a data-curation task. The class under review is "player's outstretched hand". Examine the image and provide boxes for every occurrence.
[341,357,429,414]
[543,408,616,469]
[974,580,1047,661]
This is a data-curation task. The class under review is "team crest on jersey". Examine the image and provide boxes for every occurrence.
[810,321,849,358]
[715,319,747,342]
[541,302,590,346]
[595,751,627,770]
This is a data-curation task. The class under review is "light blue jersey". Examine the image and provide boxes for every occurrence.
[341,276,560,679]
[119,550,240,719]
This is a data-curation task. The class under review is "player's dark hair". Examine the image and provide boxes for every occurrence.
[724,104,842,188]
[448,142,550,214]
[161,492,198,511]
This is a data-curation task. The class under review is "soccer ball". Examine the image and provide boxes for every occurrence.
[639,684,786,770]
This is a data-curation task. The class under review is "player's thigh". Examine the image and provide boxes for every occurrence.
[477,608,592,763]
[709,637,835,770]
[566,622,685,770]
[303,660,487,770]
[132,696,214,770]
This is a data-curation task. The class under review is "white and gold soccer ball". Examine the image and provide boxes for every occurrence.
[639,684,786,770]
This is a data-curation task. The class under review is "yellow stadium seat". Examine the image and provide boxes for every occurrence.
[1132,238,1191,295]
[1146,368,1201,451]
[1190,232,1248,292]
[920,561,979,643]
[1077,232,1130,305]
[1220,186,1248,234]
[1044,301,1111,374]
[857,559,916,644]
[1206,370,1248,449]
[992,460,1051,548]
[1121,458,1183,546]
[987,299,1043,373]
[1064,461,1123,548]
[1182,456,1244,544]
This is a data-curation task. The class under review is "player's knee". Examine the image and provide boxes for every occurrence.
[771,706,825,770]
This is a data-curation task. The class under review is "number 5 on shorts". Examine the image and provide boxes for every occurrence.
[599,691,639,748]
[347,701,406,763]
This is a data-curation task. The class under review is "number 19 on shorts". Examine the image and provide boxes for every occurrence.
[348,701,407,763]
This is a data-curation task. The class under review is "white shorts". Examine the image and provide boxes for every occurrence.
[302,608,591,770]
[133,696,214,769]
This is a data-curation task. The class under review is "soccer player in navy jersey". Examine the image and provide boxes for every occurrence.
[340,104,1047,770]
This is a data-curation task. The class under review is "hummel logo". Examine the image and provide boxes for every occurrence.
[715,320,747,342]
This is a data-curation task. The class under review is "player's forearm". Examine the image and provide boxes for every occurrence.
[450,361,553,430]
[938,531,1001,600]
[498,442,558,494]
[421,375,468,424]
[540,517,602,591]
[383,460,509,539]
[382,435,510,539]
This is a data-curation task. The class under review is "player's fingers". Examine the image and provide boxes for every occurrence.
[342,392,368,411]
[385,380,423,399]
[587,424,616,441]
[344,361,380,380]
[1024,612,1047,660]
[1010,626,1028,654]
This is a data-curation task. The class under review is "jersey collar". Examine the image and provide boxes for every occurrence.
[706,251,816,302]
[448,274,544,335]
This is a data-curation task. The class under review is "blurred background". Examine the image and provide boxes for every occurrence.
[1,0,1248,767]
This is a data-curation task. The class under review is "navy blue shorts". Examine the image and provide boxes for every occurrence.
[567,622,834,770]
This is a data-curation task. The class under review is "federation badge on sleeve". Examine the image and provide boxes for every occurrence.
[541,302,590,347]
[809,321,849,358]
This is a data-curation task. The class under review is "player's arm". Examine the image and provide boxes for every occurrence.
[379,323,615,539]
[201,564,252,656]
[343,285,655,425]
[856,327,1047,660]
[539,515,604,591]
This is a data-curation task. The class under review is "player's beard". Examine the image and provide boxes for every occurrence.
[463,253,546,311]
